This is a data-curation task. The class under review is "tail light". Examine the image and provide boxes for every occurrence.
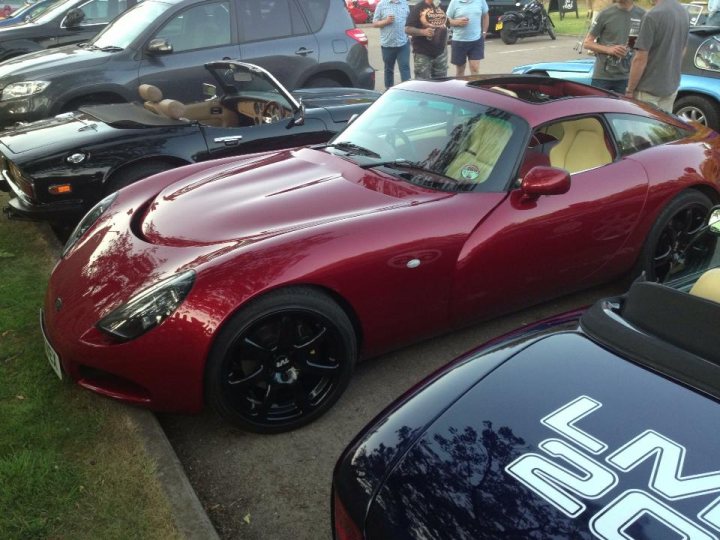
[346,28,368,46]
[333,491,363,540]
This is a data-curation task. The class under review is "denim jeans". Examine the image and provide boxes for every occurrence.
[381,41,411,88]
[591,78,628,94]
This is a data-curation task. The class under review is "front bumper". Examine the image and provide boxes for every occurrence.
[5,192,86,221]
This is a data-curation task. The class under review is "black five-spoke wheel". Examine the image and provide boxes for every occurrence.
[639,191,715,283]
[206,288,356,433]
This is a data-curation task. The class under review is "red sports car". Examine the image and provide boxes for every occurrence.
[42,76,720,433]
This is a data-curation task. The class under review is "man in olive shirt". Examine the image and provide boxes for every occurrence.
[625,0,689,112]
[405,0,449,79]
[583,0,645,93]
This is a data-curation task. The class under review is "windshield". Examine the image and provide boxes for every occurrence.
[90,0,171,49]
[328,89,528,192]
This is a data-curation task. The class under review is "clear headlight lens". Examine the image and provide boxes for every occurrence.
[62,192,117,257]
[2,81,50,100]
[96,270,196,341]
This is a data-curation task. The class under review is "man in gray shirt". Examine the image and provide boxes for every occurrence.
[583,0,645,93]
[625,0,689,112]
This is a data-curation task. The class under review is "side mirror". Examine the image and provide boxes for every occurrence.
[64,8,85,27]
[203,83,217,99]
[287,102,305,129]
[709,207,720,235]
[146,38,173,55]
[520,166,570,201]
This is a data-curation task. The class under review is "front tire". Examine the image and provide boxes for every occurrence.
[674,94,720,131]
[205,287,357,433]
[546,20,556,40]
[636,190,714,283]
[500,22,518,45]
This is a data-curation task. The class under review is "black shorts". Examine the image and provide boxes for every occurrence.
[450,38,484,65]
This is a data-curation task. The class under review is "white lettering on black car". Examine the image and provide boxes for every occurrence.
[505,396,720,539]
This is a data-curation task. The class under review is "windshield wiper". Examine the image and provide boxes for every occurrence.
[359,158,426,170]
[317,141,381,158]
[97,45,123,52]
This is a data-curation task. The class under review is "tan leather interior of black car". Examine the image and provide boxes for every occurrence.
[549,117,612,174]
[139,84,164,114]
[156,99,185,120]
[690,268,720,304]
[138,83,243,127]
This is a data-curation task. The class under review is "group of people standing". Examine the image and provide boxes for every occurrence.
[372,0,490,88]
[583,0,689,113]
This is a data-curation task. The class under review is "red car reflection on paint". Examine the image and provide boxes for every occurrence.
[42,76,720,433]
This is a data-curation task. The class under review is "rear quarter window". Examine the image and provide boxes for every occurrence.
[296,0,329,32]
[607,113,692,157]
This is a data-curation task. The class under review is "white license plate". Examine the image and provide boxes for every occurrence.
[40,311,62,380]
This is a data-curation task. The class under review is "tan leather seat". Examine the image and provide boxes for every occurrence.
[490,86,518,98]
[445,116,513,183]
[549,118,612,174]
[138,84,164,114]
[156,99,185,120]
[690,268,720,304]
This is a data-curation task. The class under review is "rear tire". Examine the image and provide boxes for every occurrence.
[674,94,719,131]
[635,190,714,283]
[500,22,518,45]
[104,161,174,194]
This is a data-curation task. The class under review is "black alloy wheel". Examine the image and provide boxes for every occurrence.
[639,191,714,283]
[206,288,356,433]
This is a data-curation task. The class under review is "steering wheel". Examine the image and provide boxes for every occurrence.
[261,101,285,124]
[386,128,418,162]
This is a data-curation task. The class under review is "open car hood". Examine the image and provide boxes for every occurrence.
[138,148,452,246]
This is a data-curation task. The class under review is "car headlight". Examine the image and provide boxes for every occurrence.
[1,81,50,100]
[62,192,117,257]
[97,270,196,341]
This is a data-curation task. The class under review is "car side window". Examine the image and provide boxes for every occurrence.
[76,0,127,25]
[295,0,329,32]
[695,36,720,73]
[533,116,614,175]
[238,0,308,42]
[607,114,691,157]
[154,1,231,53]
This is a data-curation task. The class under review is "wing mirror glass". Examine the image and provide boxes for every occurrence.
[64,8,85,27]
[147,38,173,55]
[287,102,305,128]
[520,166,570,201]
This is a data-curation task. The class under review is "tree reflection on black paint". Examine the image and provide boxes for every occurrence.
[355,421,592,539]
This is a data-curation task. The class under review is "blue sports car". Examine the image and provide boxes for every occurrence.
[513,26,720,131]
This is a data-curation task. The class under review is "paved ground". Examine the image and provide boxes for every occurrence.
[159,34,602,540]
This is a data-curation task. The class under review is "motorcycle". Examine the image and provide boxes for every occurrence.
[345,0,376,24]
[496,0,556,45]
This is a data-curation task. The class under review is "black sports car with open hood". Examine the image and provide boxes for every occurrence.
[332,207,720,539]
[0,60,379,223]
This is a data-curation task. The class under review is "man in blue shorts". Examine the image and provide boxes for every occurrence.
[446,0,489,76]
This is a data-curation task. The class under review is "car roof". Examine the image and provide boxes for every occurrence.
[395,75,679,128]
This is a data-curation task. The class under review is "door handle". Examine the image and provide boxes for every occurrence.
[295,47,314,56]
[214,135,243,146]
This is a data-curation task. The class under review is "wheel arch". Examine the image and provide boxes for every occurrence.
[688,183,720,205]
[103,155,191,191]
[209,283,365,364]
[299,67,353,88]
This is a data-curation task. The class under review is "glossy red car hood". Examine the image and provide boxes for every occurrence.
[139,148,451,246]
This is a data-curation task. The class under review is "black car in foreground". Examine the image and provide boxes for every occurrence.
[333,207,720,539]
[0,61,380,222]
[0,0,374,127]
[0,0,136,61]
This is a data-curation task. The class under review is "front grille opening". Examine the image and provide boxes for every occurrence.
[77,365,152,404]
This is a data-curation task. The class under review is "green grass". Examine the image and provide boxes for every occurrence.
[548,0,656,37]
[0,192,180,540]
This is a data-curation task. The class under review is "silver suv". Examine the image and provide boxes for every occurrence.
[0,0,375,126]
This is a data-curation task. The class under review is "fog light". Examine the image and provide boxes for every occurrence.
[48,184,72,195]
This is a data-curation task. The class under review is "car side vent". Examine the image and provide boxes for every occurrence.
[580,281,720,401]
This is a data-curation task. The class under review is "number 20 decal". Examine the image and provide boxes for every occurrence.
[505,396,720,539]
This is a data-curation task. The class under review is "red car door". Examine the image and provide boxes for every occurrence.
[451,115,650,324]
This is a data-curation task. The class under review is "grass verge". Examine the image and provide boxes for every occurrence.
[0,192,180,539]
